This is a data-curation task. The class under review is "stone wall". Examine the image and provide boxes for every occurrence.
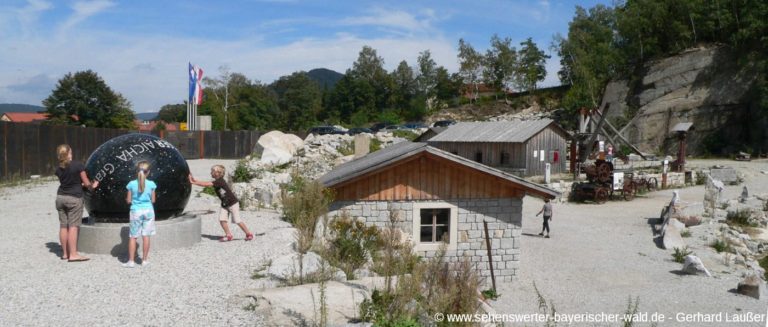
[328,198,523,282]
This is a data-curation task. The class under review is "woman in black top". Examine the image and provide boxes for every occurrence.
[55,144,98,262]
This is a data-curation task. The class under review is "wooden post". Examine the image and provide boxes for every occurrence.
[483,220,497,292]
[199,130,204,159]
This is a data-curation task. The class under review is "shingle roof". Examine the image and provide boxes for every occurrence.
[319,141,558,199]
[427,119,561,143]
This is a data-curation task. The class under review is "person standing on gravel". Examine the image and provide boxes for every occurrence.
[189,165,254,242]
[55,144,98,262]
[536,198,553,238]
[123,161,157,268]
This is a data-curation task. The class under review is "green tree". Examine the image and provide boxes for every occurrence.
[434,67,462,109]
[483,34,517,98]
[390,60,417,119]
[270,72,322,132]
[457,39,484,102]
[156,103,187,123]
[416,50,438,98]
[515,38,550,93]
[43,70,135,128]
[349,46,393,113]
[555,5,622,114]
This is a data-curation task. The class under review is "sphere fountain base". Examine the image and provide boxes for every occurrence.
[78,214,201,255]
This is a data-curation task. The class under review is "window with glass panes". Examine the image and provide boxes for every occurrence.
[419,208,451,243]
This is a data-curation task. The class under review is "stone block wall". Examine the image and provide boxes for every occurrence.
[328,198,522,282]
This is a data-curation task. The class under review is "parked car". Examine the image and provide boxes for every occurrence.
[370,122,390,132]
[347,127,373,135]
[402,122,427,129]
[307,126,346,135]
[432,120,456,127]
[381,125,405,132]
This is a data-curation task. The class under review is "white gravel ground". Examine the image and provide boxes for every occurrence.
[2,158,767,326]
[0,159,294,326]
[493,159,768,327]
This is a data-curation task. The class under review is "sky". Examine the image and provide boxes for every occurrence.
[0,0,610,113]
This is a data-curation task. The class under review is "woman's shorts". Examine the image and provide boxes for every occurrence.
[129,208,156,238]
[218,204,242,224]
[56,195,84,227]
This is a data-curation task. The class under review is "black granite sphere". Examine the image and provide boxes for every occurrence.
[84,133,191,221]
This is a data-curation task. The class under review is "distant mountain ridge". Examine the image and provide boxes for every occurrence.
[0,103,44,113]
[135,112,158,120]
[307,68,343,89]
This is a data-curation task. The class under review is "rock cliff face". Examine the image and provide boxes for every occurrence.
[601,45,762,155]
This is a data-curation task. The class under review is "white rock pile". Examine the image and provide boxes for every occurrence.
[232,130,410,210]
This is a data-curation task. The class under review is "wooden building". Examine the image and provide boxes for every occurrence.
[320,142,558,282]
[427,119,568,177]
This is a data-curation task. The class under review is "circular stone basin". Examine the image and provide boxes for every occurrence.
[84,133,191,221]
[78,214,201,255]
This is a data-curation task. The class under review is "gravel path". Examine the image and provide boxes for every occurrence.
[0,159,295,326]
[494,159,768,326]
[2,158,767,326]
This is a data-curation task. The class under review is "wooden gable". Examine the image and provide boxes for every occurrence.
[330,152,527,201]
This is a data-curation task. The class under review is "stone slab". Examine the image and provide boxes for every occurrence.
[710,168,738,184]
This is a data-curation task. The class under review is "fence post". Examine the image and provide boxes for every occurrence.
[3,123,7,178]
[199,130,204,159]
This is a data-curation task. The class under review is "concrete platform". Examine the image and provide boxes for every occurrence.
[78,214,201,255]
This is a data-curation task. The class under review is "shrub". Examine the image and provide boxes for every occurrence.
[481,289,500,300]
[369,138,383,153]
[200,186,216,197]
[726,209,756,227]
[680,229,692,238]
[324,212,380,280]
[711,238,729,253]
[623,296,641,327]
[672,246,692,263]
[232,159,258,183]
[338,140,355,156]
[392,130,419,141]
[281,172,333,254]
[372,209,420,291]
[759,256,768,280]
[695,172,707,186]
[360,244,481,326]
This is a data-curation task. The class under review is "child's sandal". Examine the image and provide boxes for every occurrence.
[245,233,254,241]
[219,234,233,242]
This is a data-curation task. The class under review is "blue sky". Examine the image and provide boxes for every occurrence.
[0,0,609,113]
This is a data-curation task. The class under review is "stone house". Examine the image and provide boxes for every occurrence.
[319,142,558,282]
[427,119,569,177]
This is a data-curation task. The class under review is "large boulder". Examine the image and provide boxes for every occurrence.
[662,225,685,250]
[255,131,304,165]
[267,252,324,281]
[682,255,712,277]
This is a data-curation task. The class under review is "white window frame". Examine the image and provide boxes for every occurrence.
[412,202,458,252]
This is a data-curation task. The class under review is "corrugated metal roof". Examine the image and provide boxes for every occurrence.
[319,141,559,199]
[427,119,557,143]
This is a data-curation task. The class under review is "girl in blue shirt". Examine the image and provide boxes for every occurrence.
[123,161,157,268]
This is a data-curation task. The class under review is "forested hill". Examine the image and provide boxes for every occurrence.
[307,68,343,89]
[0,103,44,113]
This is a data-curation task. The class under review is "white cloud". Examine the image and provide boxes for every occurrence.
[16,0,53,37]
[341,7,436,35]
[58,0,115,38]
[0,30,458,112]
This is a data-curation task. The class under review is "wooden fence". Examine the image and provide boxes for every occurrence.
[0,121,261,182]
